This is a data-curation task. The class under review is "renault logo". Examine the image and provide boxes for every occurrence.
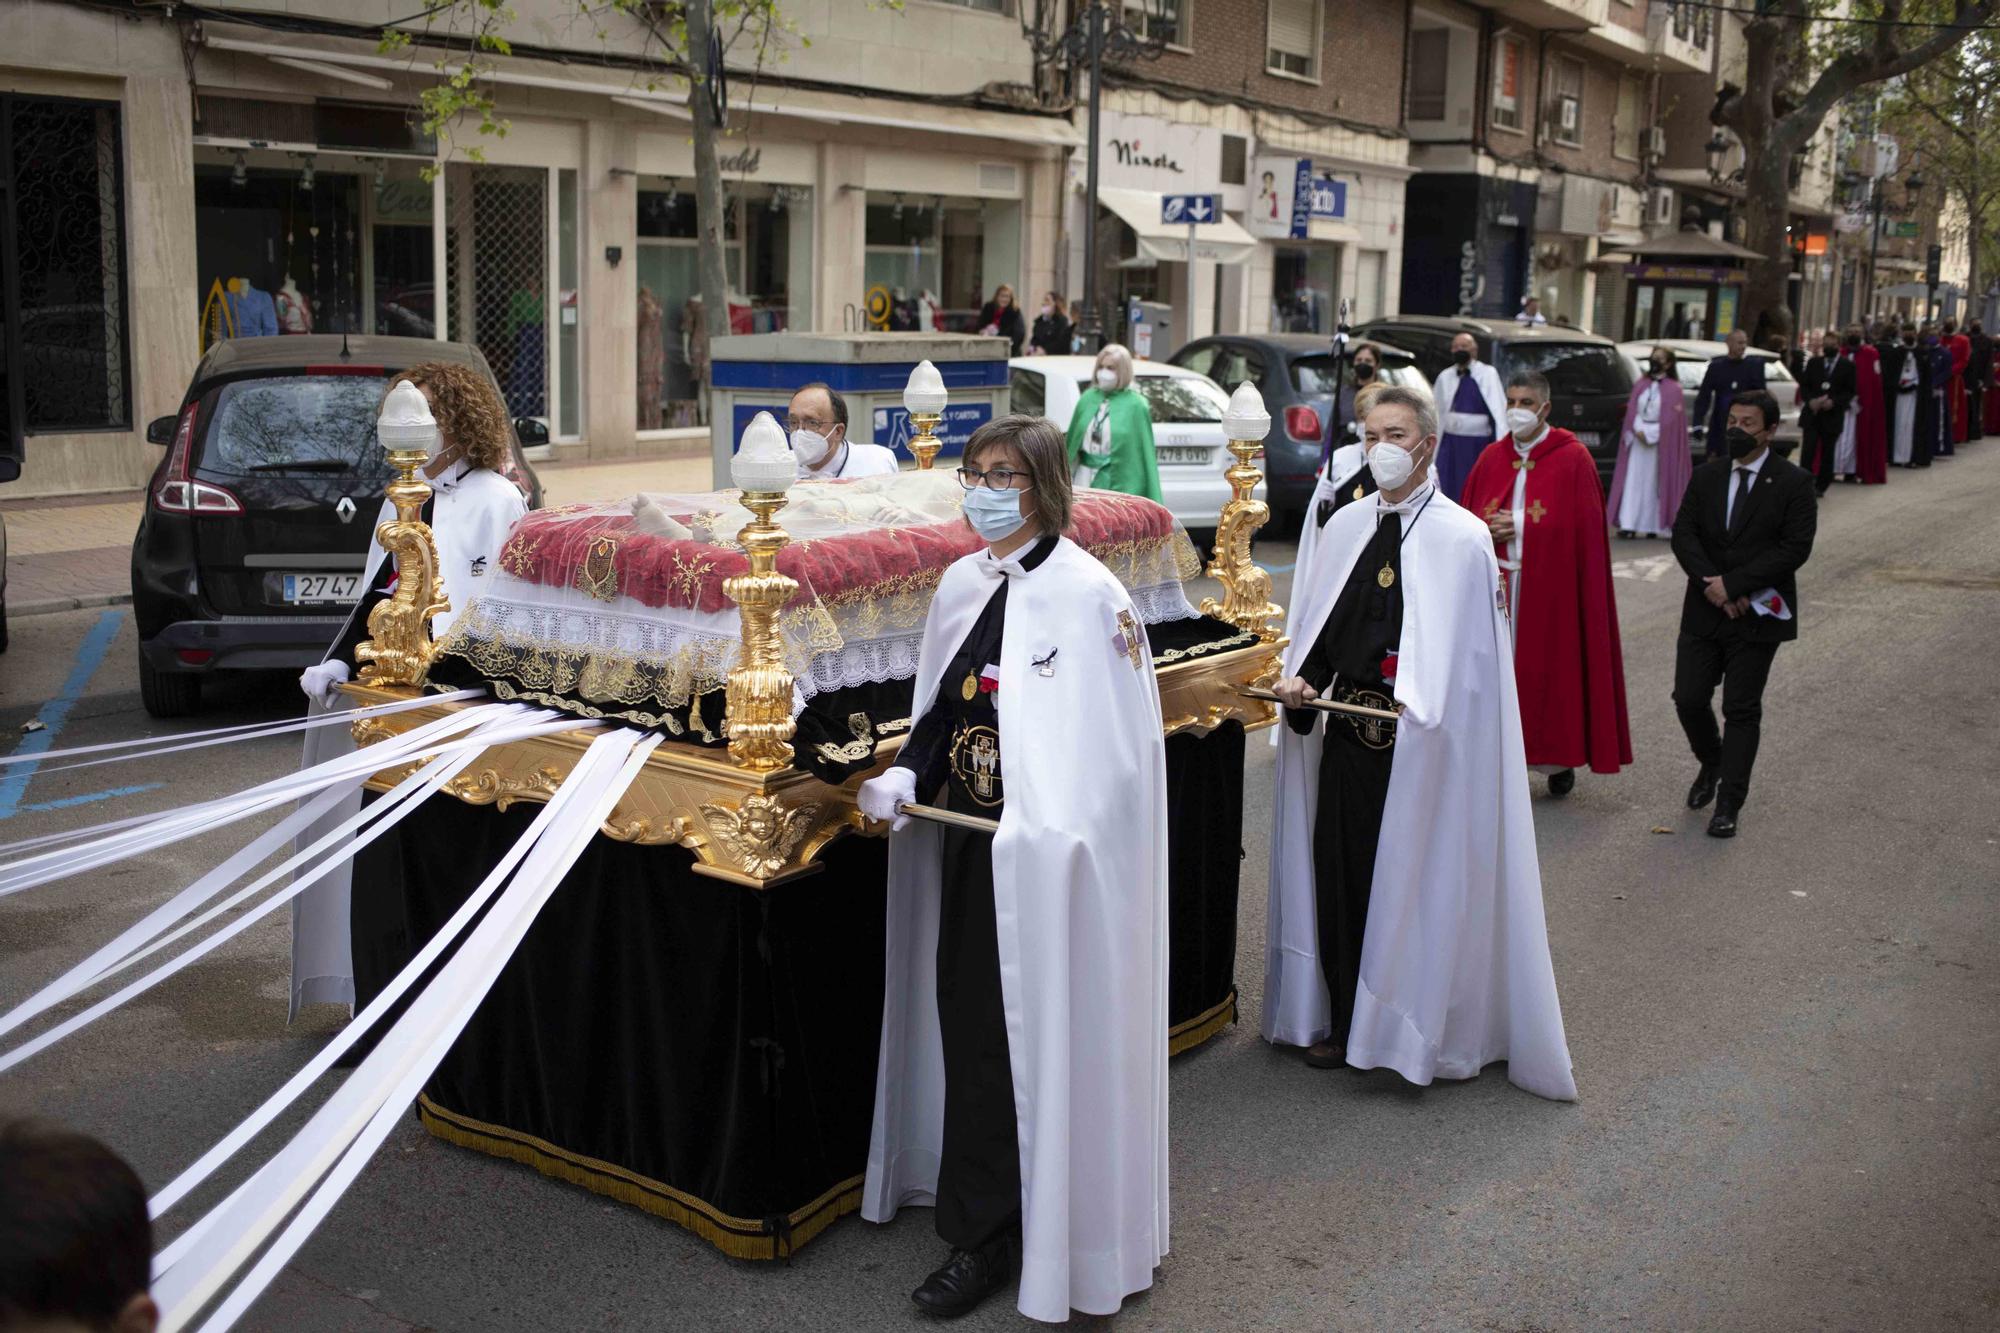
[336,496,357,523]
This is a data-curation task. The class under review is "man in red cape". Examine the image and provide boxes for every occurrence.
[1460,369,1633,796]
[1842,324,1888,484]
[1945,317,1971,443]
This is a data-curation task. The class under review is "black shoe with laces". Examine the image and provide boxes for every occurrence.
[1707,805,1739,838]
[912,1235,1020,1317]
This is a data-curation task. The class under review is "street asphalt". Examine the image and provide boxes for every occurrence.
[0,446,1995,1331]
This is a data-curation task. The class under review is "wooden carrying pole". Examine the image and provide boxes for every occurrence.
[897,802,1001,834]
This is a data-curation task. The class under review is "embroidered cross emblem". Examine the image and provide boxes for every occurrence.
[967,732,999,799]
[1526,500,1547,524]
[1481,499,1500,518]
[1511,457,1536,471]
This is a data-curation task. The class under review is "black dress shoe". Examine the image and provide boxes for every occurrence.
[1686,764,1719,810]
[1301,1040,1345,1069]
[1707,807,1739,838]
[1547,768,1576,797]
[912,1239,1018,1317]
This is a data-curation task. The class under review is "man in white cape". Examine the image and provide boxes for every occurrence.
[1264,384,1576,1102]
[289,374,525,1016]
[858,415,1169,1322]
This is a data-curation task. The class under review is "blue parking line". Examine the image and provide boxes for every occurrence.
[9,782,165,818]
[0,610,126,819]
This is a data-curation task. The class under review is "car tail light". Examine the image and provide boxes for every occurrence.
[175,649,214,665]
[1285,405,1323,442]
[153,402,243,516]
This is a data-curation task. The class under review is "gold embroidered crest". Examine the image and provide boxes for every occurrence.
[577,535,621,602]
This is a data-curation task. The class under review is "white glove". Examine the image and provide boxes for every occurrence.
[857,766,917,832]
[299,659,351,708]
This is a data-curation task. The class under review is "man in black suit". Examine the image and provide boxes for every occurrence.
[1670,389,1817,838]
[1968,320,1992,442]
[1692,329,1766,457]
[1798,330,1857,497]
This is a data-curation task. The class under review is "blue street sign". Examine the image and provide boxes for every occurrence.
[1161,193,1220,225]
[1309,176,1347,220]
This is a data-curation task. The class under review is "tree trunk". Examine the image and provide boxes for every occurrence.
[686,0,733,341]
[1741,148,1796,350]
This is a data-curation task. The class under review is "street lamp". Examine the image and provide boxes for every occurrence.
[1704,131,1731,183]
[1025,1,1167,352]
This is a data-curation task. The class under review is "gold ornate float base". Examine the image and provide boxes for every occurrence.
[344,635,1283,887]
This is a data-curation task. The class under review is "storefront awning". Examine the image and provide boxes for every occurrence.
[1626,227,1765,262]
[1096,188,1258,265]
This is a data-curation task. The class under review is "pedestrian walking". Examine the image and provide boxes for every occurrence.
[1945,317,1971,444]
[1884,323,1930,467]
[1460,371,1632,796]
[1842,325,1889,484]
[1430,331,1506,502]
[1669,389,1817,839]
[1925,325,1955,459]
[1262,384,1576,1102]
[1798,330,1857,496]
[1967,320,1991,441]
[1607,345,1691,538]
[1692,330,1766,458]
[1064,343,1162,502]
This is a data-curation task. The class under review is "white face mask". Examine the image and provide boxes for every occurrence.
[1095,368,1118,391]
[1040,303,1053,318]
[1505,407,1543,438]
[790,428,834,468]
[1368,440,1424,490]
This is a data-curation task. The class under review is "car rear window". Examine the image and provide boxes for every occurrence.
[1290,355,1343,395]
[203,375,395,476]
[1759,357,1796,384]
[1499,343,1631,398]
[1008,368,1046,419]
[1080,375,1230,424]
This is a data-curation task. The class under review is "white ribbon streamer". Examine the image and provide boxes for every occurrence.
[152,730,656,1328]
[0,711,576,1072]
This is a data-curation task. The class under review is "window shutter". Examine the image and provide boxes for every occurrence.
[1268,0,1315,59]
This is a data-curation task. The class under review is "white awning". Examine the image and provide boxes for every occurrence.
[1097,187,1258,265]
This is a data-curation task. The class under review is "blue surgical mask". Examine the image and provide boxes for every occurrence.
[963,485,1030,543]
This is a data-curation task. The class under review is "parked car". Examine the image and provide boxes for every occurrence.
[131,335,544,718]
[1615,340,1803,456]
[1166,334,1426,528]
[1005,354,1256,538]
[1352,315,1636,492]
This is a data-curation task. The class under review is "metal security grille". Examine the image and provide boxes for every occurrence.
[0,94,130,475]
[445,164,547,422]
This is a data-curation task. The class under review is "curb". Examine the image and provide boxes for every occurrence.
[12,592,133,619]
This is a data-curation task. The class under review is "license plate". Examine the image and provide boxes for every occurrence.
[1158,446,1212,466]
[282,572,363,605]
[1574,431,1602,449]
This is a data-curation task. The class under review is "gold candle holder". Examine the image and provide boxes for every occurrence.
[355,445,449,688]
[908,413,943,470]
[1201,412,1281,640]
[723,490,800,771]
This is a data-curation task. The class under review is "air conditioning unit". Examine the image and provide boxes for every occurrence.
[1641,126,1667,159]
[1648,186,1676,226]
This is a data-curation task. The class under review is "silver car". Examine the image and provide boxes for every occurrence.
[1616,340,1803,455]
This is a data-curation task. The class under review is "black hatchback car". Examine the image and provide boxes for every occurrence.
[1351,315,1635,491]
[132,335,543,717]
[1167,333,1425,526]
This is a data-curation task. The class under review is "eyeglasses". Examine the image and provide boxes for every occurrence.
[956,466,1034,492]
[784,416,833,434]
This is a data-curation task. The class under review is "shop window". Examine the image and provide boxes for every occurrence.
[1547,55,1585,148]
[1220,134,1246,186]
[1266,0,1318,80]
[0,94,130,468]
[1490,34,1525,133]
[636,180,808,431]
[865,194,1020,334]
[1126,0,1187,46]
[1408,27,1451,122]
[1271,246,1340,334]
[1614,73,1644,161]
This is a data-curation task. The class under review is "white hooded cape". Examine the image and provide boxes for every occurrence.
[289,466,526,1015]
[1431,361,1509,437]
[1262,484,1577,1102]
[863,537,1170,1322]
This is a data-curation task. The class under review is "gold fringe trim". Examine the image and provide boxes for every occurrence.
[416,1096,862,1260]
[1167,988,1237,1057]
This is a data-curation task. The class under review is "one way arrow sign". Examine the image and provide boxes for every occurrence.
[1162,193,1219,225]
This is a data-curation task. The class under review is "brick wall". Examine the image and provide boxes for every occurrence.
[1111,0,1410,134]
[1488,26,1645,184]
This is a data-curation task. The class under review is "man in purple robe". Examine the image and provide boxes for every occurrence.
[1429,332,1507,502]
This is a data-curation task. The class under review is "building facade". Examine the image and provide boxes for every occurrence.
[0,0,1073,496]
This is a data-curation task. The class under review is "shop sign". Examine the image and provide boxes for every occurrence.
[1625,263,1748,283]
[1096,111,1220,191]
[872,403,992,458]
[374,178,432,225]
[1888,220,1920,239]
[1309,176,1347,220]
[1249,156,1311,239]
[719,146,762,175]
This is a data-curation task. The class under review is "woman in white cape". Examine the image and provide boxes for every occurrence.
[288,364,526,1016]
[1264,385,1576,1102]
[857,416,1170,1322]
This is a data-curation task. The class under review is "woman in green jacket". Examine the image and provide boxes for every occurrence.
[1065,343,1162,503]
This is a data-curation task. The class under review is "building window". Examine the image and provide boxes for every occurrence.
[1614,72,1644,161]
[927,0,1011,12]
[1266,0,1319,81]
[1548,54,1585,148]
[1408,26,1451,122]
[1491,34,1525,133]
[1125,0,1187,46]
[864,193,1019,336]
[1221,133,1246,186]
[0,94,130,466]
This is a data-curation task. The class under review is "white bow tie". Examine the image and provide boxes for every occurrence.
[1376,481,1435,517]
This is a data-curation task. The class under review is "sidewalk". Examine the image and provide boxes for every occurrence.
[1,450,717,618]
